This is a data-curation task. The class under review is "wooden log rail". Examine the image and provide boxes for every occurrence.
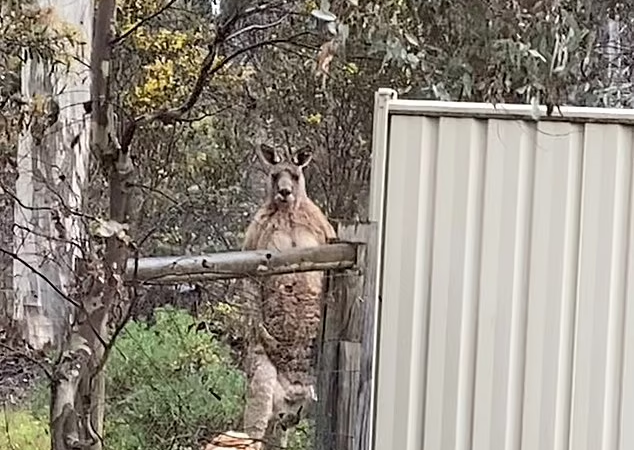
[124,242,358,284]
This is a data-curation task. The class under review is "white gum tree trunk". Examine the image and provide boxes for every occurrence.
[14,0,92,349]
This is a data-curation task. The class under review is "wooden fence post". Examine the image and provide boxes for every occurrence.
[316,222,378,450]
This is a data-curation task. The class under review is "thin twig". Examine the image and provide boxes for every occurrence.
[12,223,85,255]
[0,342,52,380]
[173,104,236,123]
[151,33,306,124]
[110,0,179,46]
[1,247,82,310]
[225,14,290,42]
[2,180,98,222]
[118,2,294,150]
[0,247,109,350]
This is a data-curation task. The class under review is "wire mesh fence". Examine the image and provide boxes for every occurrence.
[0,239,374,450]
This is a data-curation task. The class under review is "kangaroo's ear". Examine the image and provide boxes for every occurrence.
[291,146,314,168]
[256,144,280,166]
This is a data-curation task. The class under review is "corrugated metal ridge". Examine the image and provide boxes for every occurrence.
[385,98,634,124]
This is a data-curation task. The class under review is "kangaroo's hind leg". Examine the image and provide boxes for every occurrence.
[243,348,277,448]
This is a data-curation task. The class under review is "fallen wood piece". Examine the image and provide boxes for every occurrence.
[203,431,259,450]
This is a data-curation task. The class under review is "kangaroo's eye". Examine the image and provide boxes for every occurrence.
[291,174,299,181]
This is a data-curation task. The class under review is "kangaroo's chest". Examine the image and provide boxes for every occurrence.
[258,220,322,251]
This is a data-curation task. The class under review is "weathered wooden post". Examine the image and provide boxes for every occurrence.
[316,222,378,450]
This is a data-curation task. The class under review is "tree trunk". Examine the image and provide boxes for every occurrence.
[49,0,120,446]
[13,0,93,349]
[0,0,15,322]
[86,1,124,448]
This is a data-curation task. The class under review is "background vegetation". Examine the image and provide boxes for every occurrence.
[2,0,634,448]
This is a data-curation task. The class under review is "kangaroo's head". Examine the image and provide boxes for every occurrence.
[256,144,314,209]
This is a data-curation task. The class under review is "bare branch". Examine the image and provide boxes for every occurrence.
[0,341,52,380]
[132,33,307,126]
[118,0,304,152]
[1,246,82,311]
[140,44,218,124]
[225,14,290,42]
[171,104,236,123]
[110,0,179,46]
[119,43,214,150]
[2,180,97,221]
[12,223,85,255]
[0,247,109,351]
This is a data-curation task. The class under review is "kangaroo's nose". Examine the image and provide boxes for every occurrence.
[279,187,291,198]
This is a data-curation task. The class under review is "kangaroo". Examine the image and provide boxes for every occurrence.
[241,143,336,449]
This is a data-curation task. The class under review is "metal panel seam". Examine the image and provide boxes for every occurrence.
[421,117,440,450]
[464,119,489,450]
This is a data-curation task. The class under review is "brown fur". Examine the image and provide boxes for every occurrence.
[241,144,336,449]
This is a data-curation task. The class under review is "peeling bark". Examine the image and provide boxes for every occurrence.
[85,1,127,449]
[12,1,116,449]
[51,334,92,450]
[14,0,93,350]
[50,255,110,450]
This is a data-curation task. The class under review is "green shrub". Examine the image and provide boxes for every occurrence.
[105,306,246,450]
[21,306,313,450]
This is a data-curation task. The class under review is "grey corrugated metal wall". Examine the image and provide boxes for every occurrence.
[370,92,634,450]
